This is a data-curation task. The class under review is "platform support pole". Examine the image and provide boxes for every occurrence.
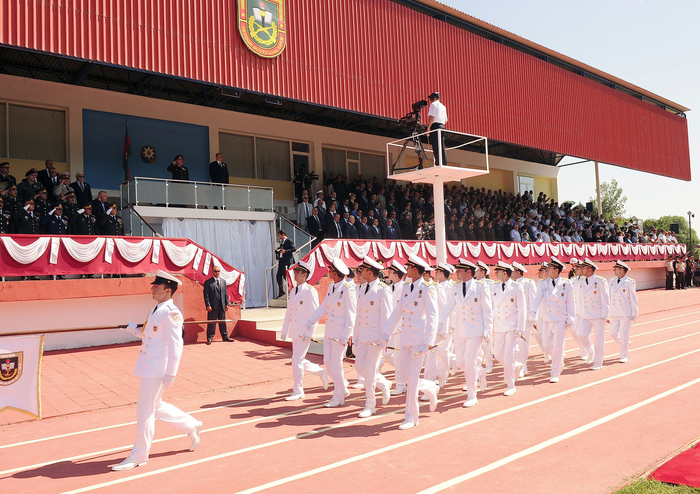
[433,177,447,265]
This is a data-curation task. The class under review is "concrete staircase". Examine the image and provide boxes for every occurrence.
[236,307,324,355]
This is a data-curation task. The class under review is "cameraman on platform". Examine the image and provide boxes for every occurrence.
[427,92,448,167]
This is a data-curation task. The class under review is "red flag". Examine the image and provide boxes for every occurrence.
[123,119,132,181]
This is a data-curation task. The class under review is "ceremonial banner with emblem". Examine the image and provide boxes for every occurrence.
[238,0,287,58]
[0,335,44,419]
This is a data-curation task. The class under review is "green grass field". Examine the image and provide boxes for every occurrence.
[617,480,700,493]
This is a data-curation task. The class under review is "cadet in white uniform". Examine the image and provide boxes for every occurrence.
[352,257,392,417]
[609,260,638,363]
[492,261,526,395]
[533,263,549,360]
[383,255,439,430]
[306,258,357,407]
[476,261,494,373]
[511,261,536,377]
[530,257,575,383]
[425,262,456,390]
[438,258,492,407]
[112,271,201,471]
[382,260,407,395]
[280,261,329,401]
[578,258,610,370]
[569,258,589,360]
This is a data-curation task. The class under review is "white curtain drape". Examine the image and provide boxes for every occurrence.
[162,218,274,308]
[161,239,199,267]
[62,238,106,263]
[1,237,50,264]
[114,238,153,264]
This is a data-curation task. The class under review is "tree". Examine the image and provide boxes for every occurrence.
[590,179,627,220]
[643,215,699,256]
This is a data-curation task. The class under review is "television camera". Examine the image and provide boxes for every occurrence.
[392,99,430,173]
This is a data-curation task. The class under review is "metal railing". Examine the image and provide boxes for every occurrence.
[123,205,161,237]
[119,177,274,211]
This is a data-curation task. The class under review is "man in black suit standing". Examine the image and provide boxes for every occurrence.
[71,172,93,206]
[91,190,109,233]
[358,215,371,239]
[326,213,344,239]
[370,218,383,239]
[209,153,229,184]
[307,206,324,248]
[203,265,233,344]
[344,215,359,239]
[382,218,396,240]
[37,159,54,191]
[276,230,295,298]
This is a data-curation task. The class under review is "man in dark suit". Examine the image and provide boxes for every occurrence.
[276,230,295,298]
[326,213,344,239]
[307,206,324,248]
[344,215,359,239]
[370,218,382,239]
[382,218,396,240]
[70,172,93,206]
[357,215,371,239]
[37,159,54,190]
[203,265,233,344]
[209,153,229,184]
[91,190,109,233]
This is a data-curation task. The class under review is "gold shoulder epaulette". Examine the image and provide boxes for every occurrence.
[344,282,352,288]
[476,279,485,284]
[628,278,635,282]
[380,282,387,287]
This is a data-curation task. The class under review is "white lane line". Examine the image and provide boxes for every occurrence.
[6,310,693,449]
[417,377,700,494]
[57,346,700,494]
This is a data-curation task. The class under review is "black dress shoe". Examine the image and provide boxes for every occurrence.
[206,339,212,345]
[222,338,234,343]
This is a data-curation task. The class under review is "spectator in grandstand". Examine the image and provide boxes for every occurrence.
[0,197,11,234]
[275,230,295,298]
[42,204,70,234]
[296,193,312,230]
[345,214,359,239]
[53,172,75,202]
[70,172,93,206]
[167,154,189,181]
[17,169,43,204]
[74,204,97,235]
[91,190,109,230]
[209,153,229,184]
[0,162,16,191]
[17,200,41,234]
[37,159,54,191]
[307,206,324,247]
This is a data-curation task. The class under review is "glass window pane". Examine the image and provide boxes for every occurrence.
[196,183,224,208]
[347,160,359,181]
[219,133,254,179]
[223,185,250,210]
[360,153,386,182]
[347,151,359,160]
[9,104,66,161]
[167,181,196,206]
[257,138,290,180]
[322,148,346,179]
[134,178,167,206]
[292,142,309,153]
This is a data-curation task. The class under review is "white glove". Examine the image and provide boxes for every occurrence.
[340,338,349,346]
[484,333,492,344]
[301,334,311,342]
[162,375,175,389]
[630,316,636,321]
[125,322,141,337]
[380,336,390,348]
[418,344,429,355]
[281,332,288,341]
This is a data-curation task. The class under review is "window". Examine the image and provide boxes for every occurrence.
[0,103,66,161]
[517,175,535,196]
[219,133,255,178]
[322,147,386,182]
[322,148,347,178]
[256,138,290,180]
[360,153,385,181]
[219,133,301,181]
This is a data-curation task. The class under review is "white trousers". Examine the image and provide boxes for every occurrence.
[382,332,405,388]
[354,342,390,410]
[579,318,606,366]
[570,315,587,354]
[494,331,521,389]
[516,323,533,370]
[541,321,567,378]
[323,339,348,401]
[609,317,632,360]
[424,332,454,382]
[401,347,437,425]
[482,339,493,370]
[291,338,325,394]
[130,377,198,462]
[454,336,483,400]
[533,318,545,356]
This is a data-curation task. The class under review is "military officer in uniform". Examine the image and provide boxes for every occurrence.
[382,260,408,396]
[438,258,492,408]
[425,262,456,390]
[42,204,70,234]
[112,271,201,471]
[530,257,575,383]
[0,197,13,234]
[578,258,610,370]
[3,185,21,227]
[167,154,189,181]
[383,255,439,429]
[305,258,357,407]
[0,161,17,190]
[569,258,588,360]
[62,192,81,225]
[352,257,392,417]
[475,261,494,373]
[17,200,41,234]
[100,204,125,235]
[74,204,97,235]
[280,261,328,401]
[533,262,549,360]
[609,260,638,364]
[33,188,52,224]
[511,261,536,377]
[491,261,526,395]
[18,169,43,204]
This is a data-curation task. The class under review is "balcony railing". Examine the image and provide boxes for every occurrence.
[119,177,274,211]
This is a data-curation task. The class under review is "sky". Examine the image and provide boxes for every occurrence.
[441,0,699,222]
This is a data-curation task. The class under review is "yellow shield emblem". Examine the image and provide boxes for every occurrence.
[0,352,22,386]
[238,0,287,58]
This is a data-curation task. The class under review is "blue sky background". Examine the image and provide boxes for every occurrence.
[442,0,699,221]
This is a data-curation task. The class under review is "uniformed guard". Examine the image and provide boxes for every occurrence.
[425,262,456,390]
[17,200,41,234]
[41,204,70,234]
[305,258,357,407]
[280,261,328,401]
[17,169,43,204]
[112,271,201,471]
[438,258,492,408]
[382,260,408,396]
[352,257,392,417]
[569,258,588,360]
[100,204,125,235]
[530,257,575,383]
[62,192,81,225]
[0,161,17,189]
[167,154,189,181]
[533,262,549,360]
[511,261,536,377]
[33,188,52,223]
[475,260,494,373]
[609,260,638,364]
[74,204,97,235]
[578,258,610,370]
[3,185,21,228]
[492,261,526,395]
[0,197,12,234]
[384,255,439,429]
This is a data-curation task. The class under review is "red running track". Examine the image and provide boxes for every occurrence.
[1,289,700,494]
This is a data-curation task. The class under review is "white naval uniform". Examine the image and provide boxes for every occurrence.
[608,276,638,361]
[480,278,495,371]
[307,280,357,403]
[533,278,548,357]
[530,277,575,378]
[385,278,439,426]
[425,280,454,384]
[492,279,526,389]
[570,275,588,356]
[381,280,406,390]
[353,278,392,410]
[280,282,325,395]
[516,276,537,372]
[579,274,610,367]
[438,278,492,402]
[127,300,198,463]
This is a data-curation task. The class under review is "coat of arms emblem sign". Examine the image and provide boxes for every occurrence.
[238,0,287,58]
